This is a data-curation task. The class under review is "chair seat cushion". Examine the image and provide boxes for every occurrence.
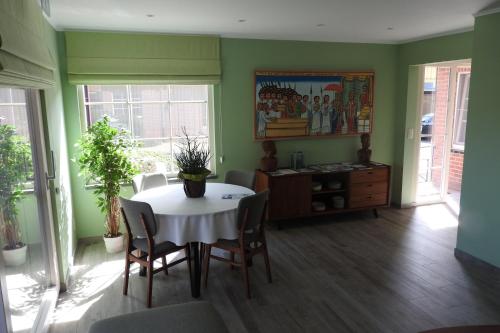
[133,238,181,255]
[216,238,239,248]
[216,232,262,249]
[89,301,229,333]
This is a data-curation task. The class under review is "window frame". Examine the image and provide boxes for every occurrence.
[77,84,216,179]
[452,72,470,151]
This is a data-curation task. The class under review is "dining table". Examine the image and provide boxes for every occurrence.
[131,182,255,298]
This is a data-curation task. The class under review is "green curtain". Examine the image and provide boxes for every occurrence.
[0,0,55,88]
[65,31,221,84]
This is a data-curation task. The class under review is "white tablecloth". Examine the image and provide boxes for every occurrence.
[131,183,255,245]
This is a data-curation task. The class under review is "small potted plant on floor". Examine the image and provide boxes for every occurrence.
[0,124,31,266]
[76,116,137,253]
[175,128,211,198]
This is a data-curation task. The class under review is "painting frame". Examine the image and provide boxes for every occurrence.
[254,70,375,141]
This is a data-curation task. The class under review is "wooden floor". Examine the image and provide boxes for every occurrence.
[49,205,500,333]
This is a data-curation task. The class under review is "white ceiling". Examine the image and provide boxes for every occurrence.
[48,0,497,44]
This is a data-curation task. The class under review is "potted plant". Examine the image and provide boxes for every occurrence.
[76,116,137,253]
[175,128,211,198]
[0,124,31,266]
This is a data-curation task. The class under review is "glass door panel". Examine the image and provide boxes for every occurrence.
[0,87,53,332]
[416,66,451,203]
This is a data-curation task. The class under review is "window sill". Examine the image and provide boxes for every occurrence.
[84,174,219,190]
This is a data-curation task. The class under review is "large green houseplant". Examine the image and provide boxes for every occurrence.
[76,116,137,253]
[175,129,211,198]
[0,124,31,266]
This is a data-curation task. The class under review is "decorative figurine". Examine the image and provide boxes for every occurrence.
[357,133,372,164]
[260,140,278,172]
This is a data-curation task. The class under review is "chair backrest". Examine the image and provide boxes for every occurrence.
[236,190,269,235]
[141,173,168,191]
[224,170,255,190]
[119,197,157,238]
[132,174,144,194]
[132,173,168,193]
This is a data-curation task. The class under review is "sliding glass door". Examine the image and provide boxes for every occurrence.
[0,87,58,332]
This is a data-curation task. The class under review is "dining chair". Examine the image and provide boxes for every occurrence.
[132,173,168,193]
[132,174,144,194]
[142,173,168,191]
[224,170,255,190]
[203,190,271,299]
[119,197,191,308]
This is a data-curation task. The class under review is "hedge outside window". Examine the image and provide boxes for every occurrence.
[81,84,212,176]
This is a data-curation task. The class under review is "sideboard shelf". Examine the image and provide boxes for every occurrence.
[312,189,346,195]
[255,162,391,226]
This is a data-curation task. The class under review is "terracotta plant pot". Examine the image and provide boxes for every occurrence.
[183,178,206,198]
[103,234,124,253]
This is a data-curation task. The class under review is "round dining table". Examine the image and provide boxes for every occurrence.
[131,182,255,298]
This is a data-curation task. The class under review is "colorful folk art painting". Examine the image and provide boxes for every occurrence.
[254,71,374,140]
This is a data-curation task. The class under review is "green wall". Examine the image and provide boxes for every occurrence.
[60,28,500,271]
[42,20,76,287]
[394,32,474,205]
[456,12,500,267]
[218,38,397,172]
[59,36,398,238]
[57,33,135,239]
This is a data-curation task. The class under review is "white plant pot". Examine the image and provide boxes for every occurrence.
[3,245,27,266]
[103,234,124,253]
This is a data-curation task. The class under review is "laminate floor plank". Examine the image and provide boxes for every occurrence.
[50,205,500,333]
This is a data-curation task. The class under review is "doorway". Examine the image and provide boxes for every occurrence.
[0,87,59,332]
[415,61,471,213]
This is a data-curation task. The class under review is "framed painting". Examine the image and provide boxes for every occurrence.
[254,71,374,140]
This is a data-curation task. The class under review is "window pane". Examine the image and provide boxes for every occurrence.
[88,103,130,131]
[170,85,208,101]
[82,84,212,176]
[453,73,470,147]
[131,139,174,173]
[0,105,30,140]
[170,102,208,137]
[0,88,25,104]
[0,89,10,103]
[10,88,26,103]
[129,85,169,102]
[85,85,127,103]
[131,104,170,139]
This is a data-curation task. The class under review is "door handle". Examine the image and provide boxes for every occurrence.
[45,150,56,189]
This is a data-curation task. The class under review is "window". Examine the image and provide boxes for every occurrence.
[0,87,30,140]
[81,84,213,176]
[452,72,470,150]
[0,87,34,184]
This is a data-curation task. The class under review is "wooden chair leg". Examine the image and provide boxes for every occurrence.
[186,245,192,280]
[230,252,235,270]
[203,245,212,288]
[240,250,251,299]
[263,246,272,283]
[147,260,153,308]
[162,256,169,275]
[123,255,130,295]
[138,249,146,277]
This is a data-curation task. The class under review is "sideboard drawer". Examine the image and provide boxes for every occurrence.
[350,181,388,196]
[350,168,388,184]
[349,192,388,208]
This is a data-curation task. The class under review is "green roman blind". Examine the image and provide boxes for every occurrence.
[65,31,221,84]
[0,0,55,88]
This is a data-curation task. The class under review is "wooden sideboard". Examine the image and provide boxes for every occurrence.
[255,163,390,225]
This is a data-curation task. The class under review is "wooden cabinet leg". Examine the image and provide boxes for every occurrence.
[373,209,379,218]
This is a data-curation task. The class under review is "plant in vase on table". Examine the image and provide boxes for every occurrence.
[175,128,211,198]
[0,124,32,266]
[76,116,137,253]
